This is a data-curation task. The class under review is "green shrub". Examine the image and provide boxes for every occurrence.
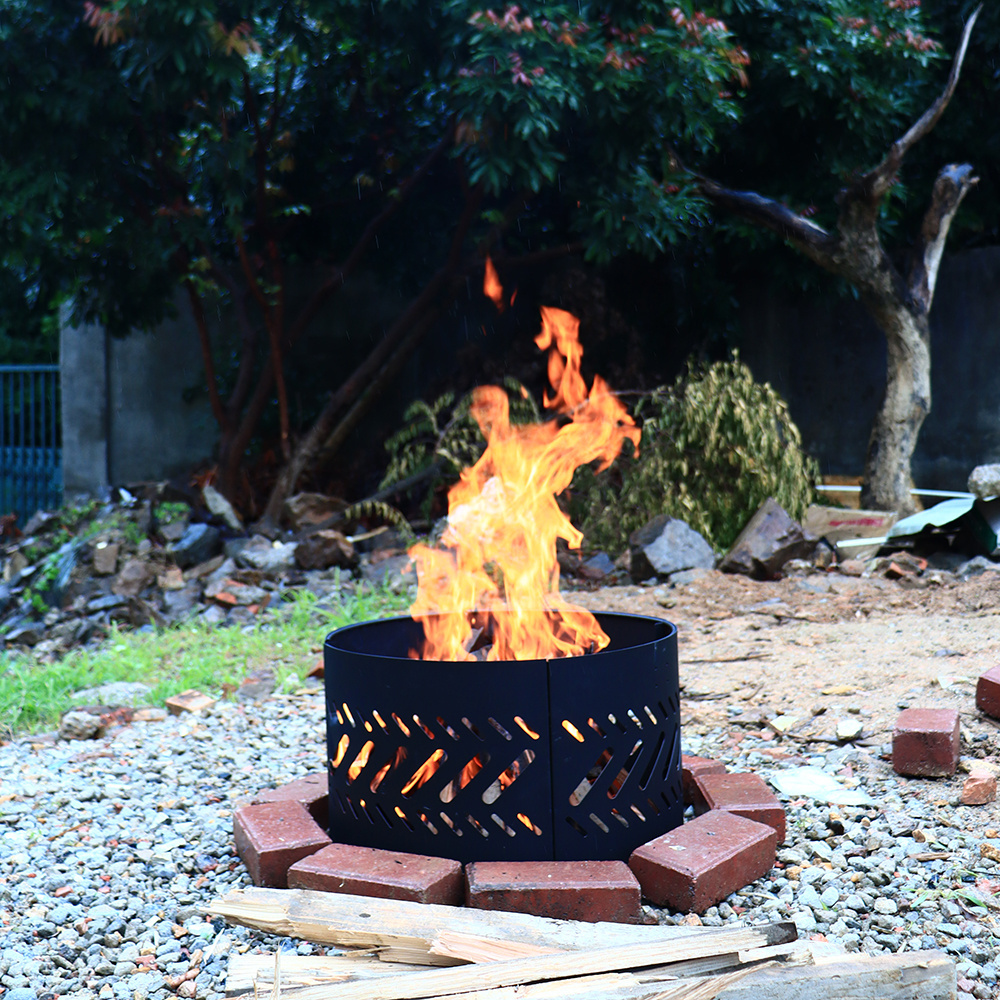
[380,378,540,518]
[568,353,819,553]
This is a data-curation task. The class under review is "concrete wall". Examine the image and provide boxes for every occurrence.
[61,300,215,497]
[733,246,1000,490]
[61,247,1000,498]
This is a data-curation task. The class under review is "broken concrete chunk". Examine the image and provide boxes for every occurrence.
[203,483,244,531]
[169,523,222,569]
[236,535,298,574]
[294,530,357,571]
[719,498,816,580]
[111,558,153,597]
[969,463,1000,500]
[836,718,864,742]
[59,710,105,741]
[283,492,348,531]
[92,541,120,576]
[628,515,715,582]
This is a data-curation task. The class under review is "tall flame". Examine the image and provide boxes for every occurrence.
[408,306,640,661]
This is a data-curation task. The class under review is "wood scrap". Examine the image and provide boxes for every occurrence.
[249,923,797,1000]
[207,888,711,963]
[226,953,429,996]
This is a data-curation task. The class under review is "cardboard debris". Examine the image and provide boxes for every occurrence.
[803,505,898,561]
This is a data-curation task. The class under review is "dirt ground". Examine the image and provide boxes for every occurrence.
[577,568,1000,752]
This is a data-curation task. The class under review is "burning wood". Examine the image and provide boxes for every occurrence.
[409,276,640,662]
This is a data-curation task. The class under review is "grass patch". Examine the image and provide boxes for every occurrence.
[0,581,411,740]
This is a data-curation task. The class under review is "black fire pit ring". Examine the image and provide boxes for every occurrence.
[324,611,681,863]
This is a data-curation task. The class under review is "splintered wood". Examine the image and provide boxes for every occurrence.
[211,888,956,1000]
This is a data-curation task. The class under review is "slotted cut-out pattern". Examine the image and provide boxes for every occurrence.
[482,749,536,805]
[558,691,682,853]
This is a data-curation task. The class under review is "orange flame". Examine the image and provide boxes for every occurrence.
[409,306,639,660]
[483,256,504,311]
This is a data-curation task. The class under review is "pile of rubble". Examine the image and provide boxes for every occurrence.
[0,487,415,659]
[3,470,998,662]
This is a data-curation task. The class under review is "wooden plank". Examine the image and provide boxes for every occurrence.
[225,952,430,996]
[704,950,954,1000]
[260,923,796,1000]
[208,888,711,962]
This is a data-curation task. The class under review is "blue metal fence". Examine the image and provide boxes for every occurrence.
[0,365,62,526]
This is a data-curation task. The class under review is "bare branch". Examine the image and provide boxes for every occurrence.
[862,4,981,201]
[698,178,839,271]
[183,281,229,434]
[908,163,978,312]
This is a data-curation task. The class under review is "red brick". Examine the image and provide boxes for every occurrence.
[252,772,329,825]
[233,800,331,887]
[976,665,1000,720]
[892,708,960,778]
[465,861,643,924]
[961,768,997,806]
[287,844,463,905]
[681,754,727,807]
[693,771,786,842]
[628,811,778,914]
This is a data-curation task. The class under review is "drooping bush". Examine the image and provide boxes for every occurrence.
[378,355,817,553]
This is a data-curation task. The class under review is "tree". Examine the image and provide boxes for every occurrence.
[674,2,981,513]
[0,1,747,517]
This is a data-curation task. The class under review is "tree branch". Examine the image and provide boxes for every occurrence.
[908,163,978,312]
[183,281,230,434]
[859,4,981,202]
[697,178,839,271]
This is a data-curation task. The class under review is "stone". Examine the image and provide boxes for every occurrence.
[962,768,997,806]
[629,810,778,914]
[71,681,151,707]
[295,530,357,571]
[681,754,728,807]
[233,800,332,888]
[628,515,715,581]
[162,583,202,618]
[204,577,269,607]
[58,710,105,741]
[288,844,463,905]
[236,669,276,703]
[976,665,1000,720]
[284,492,348,531]
[111,558,153,597]
[578,551,616,581]
[203,484,243,531]
[360,553,415,593]
[236,535,298,573]
[253,772,329,825]
[719,498,816,580]
[465,861,643,923]
[157,565,185,590]
[165,690,217,715]
[693,771,786,842]
[892,708,960,777]
[92,541,120,576]
[168,523,222,569]
[969,464,1000,500]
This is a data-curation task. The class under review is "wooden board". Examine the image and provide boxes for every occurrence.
[241,923,796,1000]
[208,888,712,962]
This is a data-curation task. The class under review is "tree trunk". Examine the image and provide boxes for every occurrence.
[860,305,930,514]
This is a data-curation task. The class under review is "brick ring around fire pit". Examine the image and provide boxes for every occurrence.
[233,612,787,921]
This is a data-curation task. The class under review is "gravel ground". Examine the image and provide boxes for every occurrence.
[2,576,1000,1000]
